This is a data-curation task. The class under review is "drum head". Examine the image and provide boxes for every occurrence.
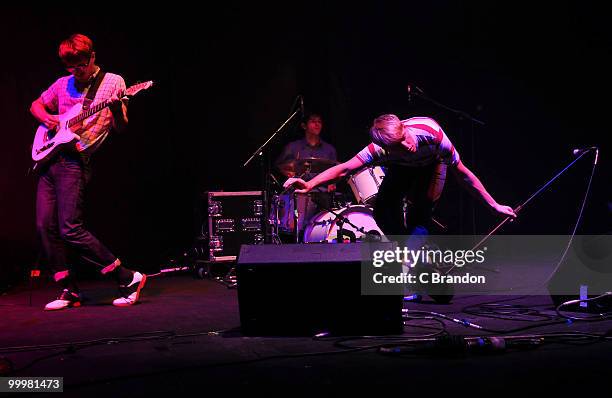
[348,166,385,205]
[303,205,383,243]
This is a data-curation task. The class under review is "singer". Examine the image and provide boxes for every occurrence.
[284,114,516,236]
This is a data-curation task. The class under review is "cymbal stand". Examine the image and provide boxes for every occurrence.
[243,96,302,244]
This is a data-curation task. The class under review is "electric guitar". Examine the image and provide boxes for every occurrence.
[31,80,153,165]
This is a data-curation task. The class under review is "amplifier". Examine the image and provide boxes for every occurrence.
[237,243,404,336]
[203,191,266,262]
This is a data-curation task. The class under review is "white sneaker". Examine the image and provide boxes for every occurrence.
[44,289,82,311]
[113,272,147,307]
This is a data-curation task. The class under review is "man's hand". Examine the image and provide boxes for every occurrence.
[493,203,517,219]
[401,132,418,152]
[283,177,311,193]
[43,115,59,130]
[108,89,129,132]
[109,90,127,107]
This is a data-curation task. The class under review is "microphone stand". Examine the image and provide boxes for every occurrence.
[243,109,301,168]
[411,87,484,234]
[443,148,599,275]
[243,101,302,244]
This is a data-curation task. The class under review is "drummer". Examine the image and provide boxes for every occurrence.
[275,112,338,239]
[275,112,337,184]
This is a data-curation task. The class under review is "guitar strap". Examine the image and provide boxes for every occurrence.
[82,70,107,110]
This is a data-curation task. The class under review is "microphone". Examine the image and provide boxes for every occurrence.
[379,336,507,356]
[573,146,599,165]
[407,84,424,102]
[280,185,297,197]
[572,146,597,156]
[269,173,282,188]
[299,95,305,118]
[281,179,298,196]
[379,335,544,357]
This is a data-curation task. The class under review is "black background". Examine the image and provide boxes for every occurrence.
[1,3,610,284]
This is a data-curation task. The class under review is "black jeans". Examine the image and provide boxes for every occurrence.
[373,163,447,236]
[36,154,117,283]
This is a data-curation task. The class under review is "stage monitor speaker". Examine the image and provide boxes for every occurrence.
[236,243,404,336]
[548,235,612,313]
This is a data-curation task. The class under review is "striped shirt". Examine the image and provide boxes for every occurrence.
[356,117,460,167]
[40,70,126,154]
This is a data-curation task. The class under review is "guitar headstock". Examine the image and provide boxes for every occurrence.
[125,81,154,97]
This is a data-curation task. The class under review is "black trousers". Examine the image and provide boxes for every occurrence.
[36,155,117,282]
[373,163,447,236]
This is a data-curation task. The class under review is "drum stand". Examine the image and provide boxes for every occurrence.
[269,193,284,245]
[293,164,314,243]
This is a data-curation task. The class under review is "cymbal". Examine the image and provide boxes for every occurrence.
[278,157,339,174]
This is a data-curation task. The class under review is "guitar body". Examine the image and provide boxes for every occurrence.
[30,80,153,166]
[31,102,83,165]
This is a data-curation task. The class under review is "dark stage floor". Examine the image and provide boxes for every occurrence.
[1,271,611,393]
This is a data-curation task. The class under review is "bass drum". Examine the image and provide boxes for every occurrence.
[303,205,384,243]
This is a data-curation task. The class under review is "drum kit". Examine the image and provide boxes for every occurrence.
[270,157,385,243]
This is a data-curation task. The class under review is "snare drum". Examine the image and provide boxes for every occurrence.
[348,166,385,205]
[303,205,384,243]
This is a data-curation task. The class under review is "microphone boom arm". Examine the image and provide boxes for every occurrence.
[410,87,486,126]
[243,108,301,168]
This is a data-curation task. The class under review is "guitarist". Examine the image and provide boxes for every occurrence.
[30,33,147,310]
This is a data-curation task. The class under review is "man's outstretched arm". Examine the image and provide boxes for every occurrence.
[284,156,363,193]
[450,160,517,218]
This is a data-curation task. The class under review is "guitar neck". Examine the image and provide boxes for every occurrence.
[64,81,152,128]
[68,100,111,127]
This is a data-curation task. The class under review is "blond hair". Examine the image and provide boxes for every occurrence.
[369,114,404,147]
